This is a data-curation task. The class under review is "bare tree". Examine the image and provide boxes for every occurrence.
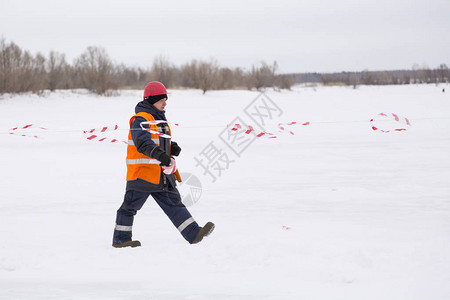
[0,39,47,94]
[246,61,278,90]
[30,52,48,94]
[0,38,16,93]
[231,67,245,89]
[179,59,219,93]
[361,70,374,85]
[216,67,235,90]
[116,64,149,89]
[197,59,219,94]
[47,51,71,91]
[74,46,118,95]
[180,59,198,88]
[0,39,25,93]
[437,63,449,83]
[150,55,175,88]
[276,74,294,90]
[320,74,334,86]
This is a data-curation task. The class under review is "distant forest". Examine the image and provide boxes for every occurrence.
[291,67,450,87]
[1,39,449,96]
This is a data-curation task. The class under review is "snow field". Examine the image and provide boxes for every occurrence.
[0,84,449,299]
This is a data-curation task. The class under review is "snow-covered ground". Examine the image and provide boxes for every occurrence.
[0,84,449,299]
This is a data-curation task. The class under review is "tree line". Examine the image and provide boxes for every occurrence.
[0,39,293,96]
[1,38,448,96]
[292,65,449,87]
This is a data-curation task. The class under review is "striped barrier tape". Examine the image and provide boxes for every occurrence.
[231,121,310,138]
[370,113,412,132]
[8,124,47,138]
[6,114,412,142]
[83,121,178,143]
[139,120,177,139]
[83,125,127,144]
[279,121,310,135]
[231,124,276,138]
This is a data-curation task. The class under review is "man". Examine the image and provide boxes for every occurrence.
[112,81,214,248]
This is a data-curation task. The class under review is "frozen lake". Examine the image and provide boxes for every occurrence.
[0,84,449,299]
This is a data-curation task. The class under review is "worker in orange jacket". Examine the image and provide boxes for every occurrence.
[112,81,214,248]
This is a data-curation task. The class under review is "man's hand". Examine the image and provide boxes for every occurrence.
[152,147,172,166]
[171,141,182,156]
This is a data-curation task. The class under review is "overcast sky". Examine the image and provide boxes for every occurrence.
[1,0,449,73]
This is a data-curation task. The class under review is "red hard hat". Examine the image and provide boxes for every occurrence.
[143,81,167,99]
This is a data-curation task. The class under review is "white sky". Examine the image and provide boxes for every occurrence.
[1,0,449,73]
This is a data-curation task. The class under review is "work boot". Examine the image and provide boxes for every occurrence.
[192,222,215,244]
[112,240,141,248]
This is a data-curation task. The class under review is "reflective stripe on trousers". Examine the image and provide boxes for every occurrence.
[177,217,195,233]
[115,224,132,231]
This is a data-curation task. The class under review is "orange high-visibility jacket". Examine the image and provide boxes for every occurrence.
[126,111,181,184]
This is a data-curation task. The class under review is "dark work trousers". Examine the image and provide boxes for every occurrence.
[113,187,201,244]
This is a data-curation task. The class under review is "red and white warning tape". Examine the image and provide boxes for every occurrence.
[140,120,179,127]
[231,124,276,138]
[7,120,311,141]
[139,120,178,139]
[83,125,127,144]
[278,121,310,135]
[370,113,411,133]
[230,121,310,138]
[9,124,47,138]
[7,114,412,143]
[82,121,179,143]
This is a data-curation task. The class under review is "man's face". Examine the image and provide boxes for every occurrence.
[153,98,167,111]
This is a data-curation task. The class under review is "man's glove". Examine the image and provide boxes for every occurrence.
[171,141,182,156]
[152,147,172,166]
